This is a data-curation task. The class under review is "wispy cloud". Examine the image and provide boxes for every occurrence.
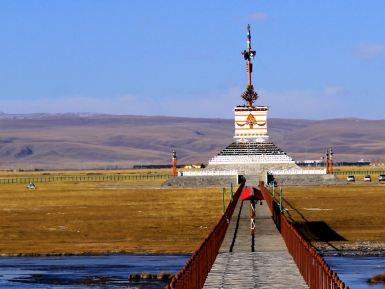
[262,85,351,119]
[354,43,385,60]
[1,95,141,115]
[245,12,269,22]
[322,85,347,97]
[0,88,241,119]
[0,85,355,119]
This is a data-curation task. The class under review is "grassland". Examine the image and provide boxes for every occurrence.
[280,185,385,251]
[0,178,232,256]
[2,166,384,256]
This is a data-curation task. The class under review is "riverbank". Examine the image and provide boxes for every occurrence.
[317,242,385,256]
[280,185,385,254]
[0,181,231,256]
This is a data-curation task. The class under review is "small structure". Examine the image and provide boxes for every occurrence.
[26,182,36,190]
[370,159,385,166]
[184,163,205,169]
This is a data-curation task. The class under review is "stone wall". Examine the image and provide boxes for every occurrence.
[162,176,238,188]
[207,163,300,175]
[272,174,341,186]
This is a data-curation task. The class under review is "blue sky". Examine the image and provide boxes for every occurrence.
[0,1,384,119]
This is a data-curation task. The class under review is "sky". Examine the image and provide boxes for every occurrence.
[0,1,384,119]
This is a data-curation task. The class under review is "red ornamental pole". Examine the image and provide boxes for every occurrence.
[242,24,255,89]
[246,24,252,86]
[329,147,334,174]
[172,150,177,177]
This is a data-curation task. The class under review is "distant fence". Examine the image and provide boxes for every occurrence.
[166,178,246,289]
[334,170,385,176]
[269,169,326,175]
[260,182,349,289]
[178,170,238,177]
[0,174,170,185]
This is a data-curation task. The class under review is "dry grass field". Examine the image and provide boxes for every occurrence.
[2,165,383,256]
[280,185,385,251]
[0,179,232,255]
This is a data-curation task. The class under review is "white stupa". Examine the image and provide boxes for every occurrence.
[208,25,298,173]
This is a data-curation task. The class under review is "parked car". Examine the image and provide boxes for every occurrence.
[379,174,385,182]
[347,175,355,182]
[364,175,371,182]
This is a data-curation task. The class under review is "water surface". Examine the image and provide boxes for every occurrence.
[0,254,188,289]
[325,255,385,289]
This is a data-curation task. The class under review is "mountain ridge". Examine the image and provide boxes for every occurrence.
[0,113,383,170]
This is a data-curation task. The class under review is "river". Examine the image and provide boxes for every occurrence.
[325,255,385,289]
[0,254,188,289]
[1,254,384,288]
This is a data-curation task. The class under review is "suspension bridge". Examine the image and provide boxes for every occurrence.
[166,177,349,289]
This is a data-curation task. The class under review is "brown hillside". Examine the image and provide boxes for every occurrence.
[0,114,383,170]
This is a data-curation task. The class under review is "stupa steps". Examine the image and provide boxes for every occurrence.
[209,141,295,166]
[213,142,287,156]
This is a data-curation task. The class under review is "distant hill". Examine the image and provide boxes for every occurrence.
[0,113,384,170]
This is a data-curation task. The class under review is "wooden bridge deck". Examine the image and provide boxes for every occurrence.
[203,184,309,289]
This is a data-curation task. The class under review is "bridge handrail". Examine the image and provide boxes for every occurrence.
[268,169,326,175]
[259,182,349,289]
[178,170,238,176]
[166,179,246,289]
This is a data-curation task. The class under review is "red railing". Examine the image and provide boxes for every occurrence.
[259,181,349,289]
[166,179,245,289]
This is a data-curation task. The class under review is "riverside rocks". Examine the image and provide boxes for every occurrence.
[12,275,121,286]
[128,272,174,281]
[368,272,385,284]
[16,272,175,286]
[315,241,385,256]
